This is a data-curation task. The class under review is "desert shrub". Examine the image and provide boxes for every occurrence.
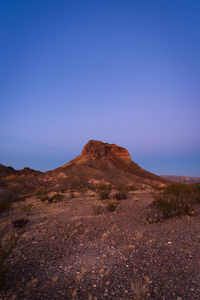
[0,200,11,215]
[0,234,19,289]
[92,202,104,215]
[117,185,129,193]
[106,199,118,212]
[191,183,200,203]
[97,184,112,192]
[35,189,42,196]
[151,184,194,219]
[130,277,150,300]
[21,203,33,215]
[12,218,29,229]
[128,185,137,191]
[97,185,112,200]
[99,191,110,200]
[113,192,128,201]
[48,193,64,203]
[40,195,49,202]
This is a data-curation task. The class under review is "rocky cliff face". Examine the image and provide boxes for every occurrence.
[81,140,131,161]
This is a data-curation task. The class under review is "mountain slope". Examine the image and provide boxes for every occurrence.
[0,140,167,194]
[48,140,167,189]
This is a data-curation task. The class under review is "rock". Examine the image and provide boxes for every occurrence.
[81,140,131,161]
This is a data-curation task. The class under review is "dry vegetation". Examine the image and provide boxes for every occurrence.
[0,183,200,299]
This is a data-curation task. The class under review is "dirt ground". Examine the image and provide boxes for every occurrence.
[0,190,200,300]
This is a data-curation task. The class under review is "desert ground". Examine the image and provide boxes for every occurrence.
[0,188,200,300]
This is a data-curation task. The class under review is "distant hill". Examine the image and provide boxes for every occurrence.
[160,175,200,184]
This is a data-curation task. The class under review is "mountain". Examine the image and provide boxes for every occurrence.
[0,140,167,195]
[45,140,167,190]
[0,163,41,194]
[161,175,200,184]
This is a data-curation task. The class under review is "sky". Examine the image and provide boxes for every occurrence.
[0,0,200,176]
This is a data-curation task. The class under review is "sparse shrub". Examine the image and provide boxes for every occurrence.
[97,185,112,200]
[151,184,194,219]
[92,202,103,215]
[35,189,42,196]
[106,199,118,212]
[21,203,33,215]
[117,185,129,193]
[0,200,11,215]
[191,183,200,203]
[130,277,150,300]
[113,192,128,201]
[0,234,19,289]
[99,191,110,200]
[40,195,49,202]
[12,218,29,229]
[129,185,137,191]
[48,193,64,203]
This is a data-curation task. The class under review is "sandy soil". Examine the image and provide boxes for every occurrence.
[0,191,200,300]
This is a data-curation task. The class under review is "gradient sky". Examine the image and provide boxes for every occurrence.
[1,0,200,176]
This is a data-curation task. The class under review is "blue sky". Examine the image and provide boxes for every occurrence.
[1,0,200,176]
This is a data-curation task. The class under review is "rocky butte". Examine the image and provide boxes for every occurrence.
[0,140,167,195]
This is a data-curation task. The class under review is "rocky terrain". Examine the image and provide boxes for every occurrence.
[0,189,200,299]
[0,140,200,299]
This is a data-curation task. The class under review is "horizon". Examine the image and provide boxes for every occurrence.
[1,1,200,176]
[1,138,200,178]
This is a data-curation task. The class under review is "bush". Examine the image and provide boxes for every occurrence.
[99,191,110,200]
[40,195,49,202]
[129,185,137,191]
[113,192,128,201]
[106,199,118,212]
[92,202,103,215]
[21,204,33,215]
[151,184,194,219]
[97,185,112,200]
[0,234,18,289]
[48,193,64,203]
[191,183,200,203]
[117,185,129,193]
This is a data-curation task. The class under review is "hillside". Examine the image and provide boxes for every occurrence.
[0,140,167,195]
[47,140,167,190]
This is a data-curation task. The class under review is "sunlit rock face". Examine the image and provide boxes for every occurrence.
[81,140,131,161]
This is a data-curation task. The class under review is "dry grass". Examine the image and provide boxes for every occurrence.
[130,277,150,300]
